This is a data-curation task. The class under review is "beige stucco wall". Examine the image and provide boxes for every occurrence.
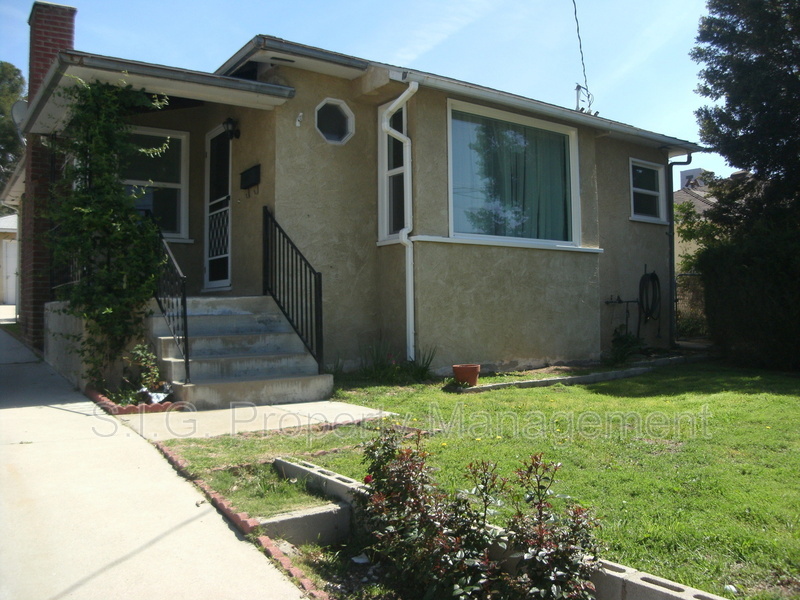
[414,242,601,370]
[406,89,602,370]
[128,66,674,370]
[130,103,276,296]
[269,70,384,366]
[596,139,672,350]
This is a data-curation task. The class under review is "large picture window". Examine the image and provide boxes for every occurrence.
[449,101,579,245]
[123,127,189,239]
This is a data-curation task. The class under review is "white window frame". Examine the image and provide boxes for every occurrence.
[125,126,190,240]
[629,158,667,225]
[315,98,355,145]
[447,99,582,249]
[378,102,406,242]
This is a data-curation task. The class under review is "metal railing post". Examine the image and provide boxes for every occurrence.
[262,206,323,370]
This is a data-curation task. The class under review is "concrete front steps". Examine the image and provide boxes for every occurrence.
[148,296,333,411]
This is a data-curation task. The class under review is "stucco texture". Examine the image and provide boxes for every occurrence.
[126,64,675,371]
[415,242,600,370]
[596,139,671,350]
[271,70,384,365]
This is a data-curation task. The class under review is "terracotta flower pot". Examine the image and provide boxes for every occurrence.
[453,364,480,387]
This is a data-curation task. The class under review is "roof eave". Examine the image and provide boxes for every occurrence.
[217,35,369,80]
[399,70,704,157]
[0,157,26,208]
[24,51,296,135]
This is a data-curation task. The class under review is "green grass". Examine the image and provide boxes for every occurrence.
[206,463,330,518]
[164,362,800,600]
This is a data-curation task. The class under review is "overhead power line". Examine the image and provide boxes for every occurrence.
[572,0,594,112]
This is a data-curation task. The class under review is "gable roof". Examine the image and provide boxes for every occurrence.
[674,186,715,214]
[20,34,704,157]
[220,35,704,158]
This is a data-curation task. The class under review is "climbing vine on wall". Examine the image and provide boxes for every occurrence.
[50,79,166,387]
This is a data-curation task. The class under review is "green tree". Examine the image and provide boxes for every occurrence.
[691,0,800,185]
[51,79,165,387]
[680,0,800,369]
[0,62,25,213]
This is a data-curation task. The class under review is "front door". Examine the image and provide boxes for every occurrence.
[204,127,231,289]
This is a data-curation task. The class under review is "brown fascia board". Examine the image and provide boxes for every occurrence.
[24,50,296,134]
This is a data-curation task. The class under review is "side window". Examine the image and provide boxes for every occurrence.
[378,104,406,240]
[123,128,189,238]
[315,98,354,145]
[630,159,666,223]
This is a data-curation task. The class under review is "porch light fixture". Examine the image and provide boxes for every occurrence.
[223,118,240,140]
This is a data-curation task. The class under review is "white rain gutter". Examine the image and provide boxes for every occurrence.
[380,81,419,361]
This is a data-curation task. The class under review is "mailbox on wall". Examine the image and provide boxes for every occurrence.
[240,164,261,191]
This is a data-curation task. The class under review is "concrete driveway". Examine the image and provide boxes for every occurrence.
[0,329,307,600]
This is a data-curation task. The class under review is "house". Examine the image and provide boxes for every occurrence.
[0,214,18,306]
[673,168,714,271]
[8,2,703,407]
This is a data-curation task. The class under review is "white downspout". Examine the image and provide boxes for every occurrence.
[380,81,419,361]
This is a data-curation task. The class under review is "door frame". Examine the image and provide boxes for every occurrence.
[203,125,232,290]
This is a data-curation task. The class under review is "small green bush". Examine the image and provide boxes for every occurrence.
[358,340,436,384]
[355,428,600,600]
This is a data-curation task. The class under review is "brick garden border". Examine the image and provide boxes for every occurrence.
[153,441,331,600]
[84,387,184,415]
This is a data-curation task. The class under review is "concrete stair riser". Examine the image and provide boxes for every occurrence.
[147,296,332,409]
[172,373,334,411]
[150,313,291,338]
[161,352,318,382]
[155,331,305,360]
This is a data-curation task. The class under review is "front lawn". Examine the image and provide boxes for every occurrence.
[163,362,800,600]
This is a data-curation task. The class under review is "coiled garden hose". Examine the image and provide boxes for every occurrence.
[637,271,661,338]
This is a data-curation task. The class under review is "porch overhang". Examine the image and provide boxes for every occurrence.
[0,157,25,208]
[24,50,296,135]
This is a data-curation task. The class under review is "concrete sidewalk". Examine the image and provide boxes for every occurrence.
[0,329,309,600]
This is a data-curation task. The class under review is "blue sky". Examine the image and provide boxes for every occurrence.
[0,0,733,184]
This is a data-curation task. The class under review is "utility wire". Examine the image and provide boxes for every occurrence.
[572,0,594,111]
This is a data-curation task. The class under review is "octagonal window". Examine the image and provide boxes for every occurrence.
[315,98,354,144]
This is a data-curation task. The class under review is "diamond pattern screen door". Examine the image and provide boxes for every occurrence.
[205,128,231,289]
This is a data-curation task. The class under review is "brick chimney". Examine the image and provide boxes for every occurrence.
[28,2,77,99]
[20,2,76,350]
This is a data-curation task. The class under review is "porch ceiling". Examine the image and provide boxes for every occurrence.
[24,51,296,135]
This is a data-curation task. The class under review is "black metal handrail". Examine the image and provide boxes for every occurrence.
[263,206,323,371]
[154,232,190,383]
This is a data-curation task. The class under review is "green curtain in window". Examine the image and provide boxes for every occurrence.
[452,111,571,242]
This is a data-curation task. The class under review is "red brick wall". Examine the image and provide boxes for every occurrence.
[20,2,76,349]
[28,2,76,99]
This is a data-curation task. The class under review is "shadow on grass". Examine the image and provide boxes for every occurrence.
[588,360,800,399]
